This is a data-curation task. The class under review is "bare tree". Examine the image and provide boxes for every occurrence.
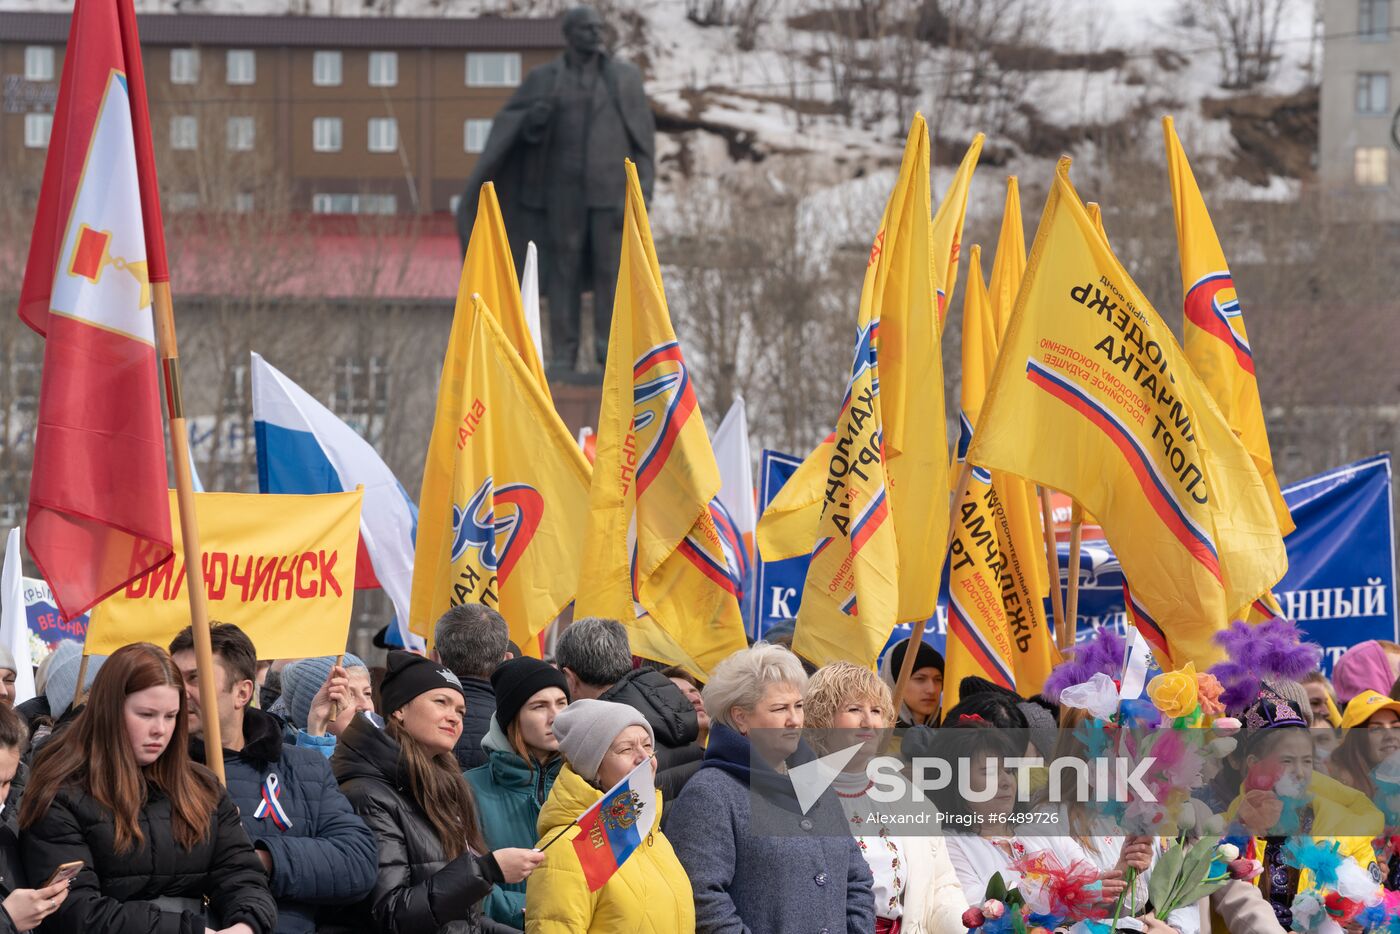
[1175,0,1293,90]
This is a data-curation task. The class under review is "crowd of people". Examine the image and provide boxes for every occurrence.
[0,613,1395,932]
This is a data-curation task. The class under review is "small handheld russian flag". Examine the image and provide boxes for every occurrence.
[547,759,656,892]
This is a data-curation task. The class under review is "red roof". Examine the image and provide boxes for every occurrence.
[165,213,463,303]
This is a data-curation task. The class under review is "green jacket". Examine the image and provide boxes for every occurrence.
[464,720,563,929]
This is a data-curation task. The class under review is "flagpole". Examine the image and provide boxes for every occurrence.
[1038,486,1068,652]
[1065,503,1084,651]
[72,653,89,708]
[152,281,225,784]
[891,459,971,717]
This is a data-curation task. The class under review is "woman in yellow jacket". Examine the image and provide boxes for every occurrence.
[525,699,694,934]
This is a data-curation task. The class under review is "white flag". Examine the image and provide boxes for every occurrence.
[1,530,36,705]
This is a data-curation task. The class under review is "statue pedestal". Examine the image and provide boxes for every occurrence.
[550,371,604,439]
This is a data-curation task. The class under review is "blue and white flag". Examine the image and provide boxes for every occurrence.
[251,352,421,649]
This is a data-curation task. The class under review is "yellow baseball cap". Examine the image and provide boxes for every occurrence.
[1339,690,1400,730]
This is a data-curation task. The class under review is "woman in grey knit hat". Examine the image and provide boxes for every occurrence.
[525,699,695,932]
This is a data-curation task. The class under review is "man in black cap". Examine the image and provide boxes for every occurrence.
[881,637,944,727]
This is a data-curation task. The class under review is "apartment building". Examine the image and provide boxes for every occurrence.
[1320,0,1400,217]
[0,11,563,214]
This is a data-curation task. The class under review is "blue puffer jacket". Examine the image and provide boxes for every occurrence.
[192,706,379,933]
[463,720,562,929]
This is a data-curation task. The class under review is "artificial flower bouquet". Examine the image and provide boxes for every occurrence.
[961,854,1110,933]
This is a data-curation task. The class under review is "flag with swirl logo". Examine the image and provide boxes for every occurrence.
[574,161,747,676]
[408,295,590,652]
[1164,115,1292,537]
[966,158,1286,669]
[793,118,948,668]
[411,183,557,649]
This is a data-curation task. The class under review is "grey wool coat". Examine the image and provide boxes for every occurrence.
[665,722,875,934]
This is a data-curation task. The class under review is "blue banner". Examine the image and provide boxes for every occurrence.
[752,450,807,640]
[22,576,88,648]
[1068,454,1396,674]
[759,450,1395,673]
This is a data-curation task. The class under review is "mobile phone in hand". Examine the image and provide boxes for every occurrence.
[44,861,82,887]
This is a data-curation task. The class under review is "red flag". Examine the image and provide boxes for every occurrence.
[18,0,173,620]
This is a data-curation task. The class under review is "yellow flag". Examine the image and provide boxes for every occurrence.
[754,435,831,562]
[1164,116,1293,536]
[966,159,1286,668]
[959,237,1060,694]
[944,247,1019,709]
[408,295,591,651]
[412,183,556,644]
[87,491,361,658]
[575,161,747,676]
[461,183,552,400]
[875,115,951,624]
[987,175,1025,337]
[794,116,947,667]
[759,121,964,573]
[932,133,984,324]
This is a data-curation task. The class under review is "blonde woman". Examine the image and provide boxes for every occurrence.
[804,661,965,934]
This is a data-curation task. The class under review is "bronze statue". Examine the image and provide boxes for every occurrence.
[456,6,656,372]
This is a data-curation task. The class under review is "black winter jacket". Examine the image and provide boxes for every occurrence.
[191,706,378,933]
[20,776,277,934]
[0,764,28,934]
[327,716,509,934]
[598,669,703,799]
[450,677,496,772]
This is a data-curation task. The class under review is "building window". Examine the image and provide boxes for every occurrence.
[313,51,343,86]
[313,116,343,152]
[227,116,255,151]
[226,49,256,85]
[466,52,521,87]
[1355,146,1389,186]
[1361,0,1391,39]
[23,113,52,148]
[171,48,200,84]
[330,354,389,440]
[234,192,255,213]
[463,118,492,153]
[170,115,198,150]
[1357,72,1391,114]
[312,193,398,215]
[367,117,398,153]
[24,46,54,81]
[369,51,398,87]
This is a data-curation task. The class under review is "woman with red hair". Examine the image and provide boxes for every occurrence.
[19,643,276,934]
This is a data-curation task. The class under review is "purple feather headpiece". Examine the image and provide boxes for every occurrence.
[1042,627,1127,703]
[1209,618,1323,714]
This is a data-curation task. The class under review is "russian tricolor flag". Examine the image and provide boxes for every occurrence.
[250,353,420,648]
[572,758,657,891]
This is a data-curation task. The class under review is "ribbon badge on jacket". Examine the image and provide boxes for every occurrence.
[253,773,292,831]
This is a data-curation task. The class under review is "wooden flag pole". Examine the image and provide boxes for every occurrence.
[1065,503,1084,652]
[892,460,972,718]
[152,281,224,785]
[1038,486,1068,652]
[329,653,345,722]
[72,654,90,709]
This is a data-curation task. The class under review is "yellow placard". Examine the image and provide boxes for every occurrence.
[86,490,362,659]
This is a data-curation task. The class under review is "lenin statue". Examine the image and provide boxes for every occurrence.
[456,6,656,372]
